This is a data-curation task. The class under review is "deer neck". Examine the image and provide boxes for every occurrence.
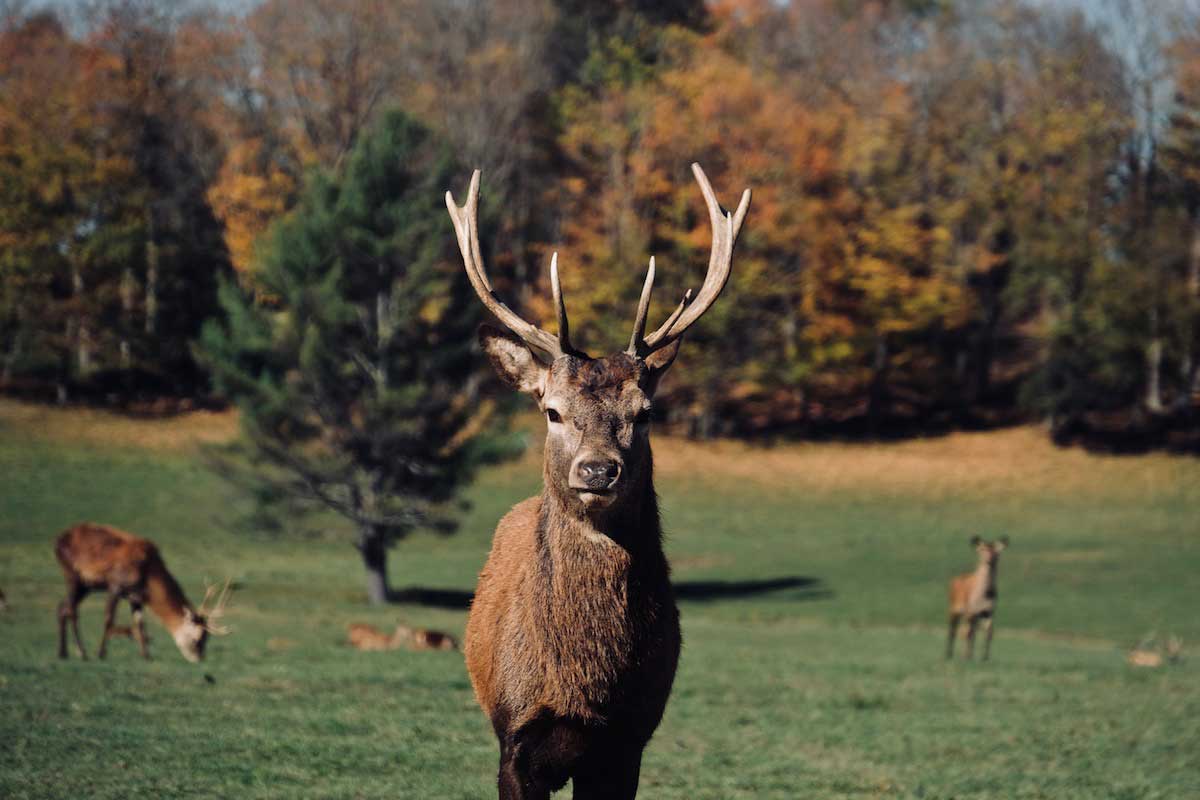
[532,457,668,715]
[144,558,193,634]
[973,560,997,593]
[541,454,661,557]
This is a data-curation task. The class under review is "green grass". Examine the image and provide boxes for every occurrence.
[1,406,1198,798]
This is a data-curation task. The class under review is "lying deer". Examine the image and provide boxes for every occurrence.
[1127,633,1183,668]
[447,163,749,799]
[946,536,1008,661]
[53,522,230,662]
[346,622,458,652]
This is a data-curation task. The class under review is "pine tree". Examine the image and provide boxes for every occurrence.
[200,110,516,603]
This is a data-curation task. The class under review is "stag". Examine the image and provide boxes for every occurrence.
[54,523,230,662]
[946,536,1009,661]
[446,163,749,799]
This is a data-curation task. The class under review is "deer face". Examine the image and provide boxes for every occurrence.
[971,536,1009,566]
[448,163,749,516]
[481,328,680,515]
[176,580,230,662]
[175,610,210,663]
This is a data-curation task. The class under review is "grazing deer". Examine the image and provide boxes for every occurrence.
[446,163,749,799]
[347,622,458,652]
[946,536,1008,661]
[53,523,230,662]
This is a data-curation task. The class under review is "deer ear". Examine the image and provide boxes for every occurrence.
[641,338,682,397]
[996,536,1009,550]
[479,324,548,397]
[969,535,982,548]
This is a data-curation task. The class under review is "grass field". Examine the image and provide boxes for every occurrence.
[1,400,1198,798]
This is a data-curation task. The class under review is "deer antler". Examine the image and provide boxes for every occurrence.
[198,578,233,636]
[628,163,751,359]
[446,171,574,360]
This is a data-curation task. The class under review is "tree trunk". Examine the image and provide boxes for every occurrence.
[972,306,999,405]
[120,266,135,370]
[1185,210,1200,410]
[2,308,23,386]
[1146,309,1164,414]
[144,206,158,335]
[73,266,90,376]
[358,523,389,605]
[867,334,889,434]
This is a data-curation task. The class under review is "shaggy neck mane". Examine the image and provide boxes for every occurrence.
[144,552,193,632]
[541,450,662,552]
[528,450,670,718]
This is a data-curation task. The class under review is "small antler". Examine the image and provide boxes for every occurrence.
[447,171,573,360]
[628,163,751,358]
[198,578,233,636]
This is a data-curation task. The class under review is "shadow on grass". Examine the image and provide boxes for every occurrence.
[388,587,474,609]
[388,575,830,609]
[673,575,831,603]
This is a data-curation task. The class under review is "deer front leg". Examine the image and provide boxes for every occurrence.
[497,716,589,800]
[965,617,978,660]
[69,608,88,660]
[57,599,70,659]
[498,738,551,800]
[58,580,88,660]
[981,616,995,661]
[946,614,961,660]
[96,591,120,659]
[130,602,150,660]
[572,739,643,800]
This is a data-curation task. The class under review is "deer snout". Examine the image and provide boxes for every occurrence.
[570,457,622,491]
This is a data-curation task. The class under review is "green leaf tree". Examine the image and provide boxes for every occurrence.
[200,110,514,603]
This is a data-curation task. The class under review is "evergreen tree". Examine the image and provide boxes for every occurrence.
[200,111,515,603]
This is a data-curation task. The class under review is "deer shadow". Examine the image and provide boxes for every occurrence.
[387,575,829,610]
[673,575,831,603]
[387,587,474,609]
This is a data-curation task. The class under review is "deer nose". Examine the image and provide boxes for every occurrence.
[575,459,621,490]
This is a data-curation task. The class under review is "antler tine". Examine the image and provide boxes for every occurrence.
[627,256,656,355]
[659,288,693,334]
[202,577,233,636]
[446,170,564,359]
[198,579,217,615]
[549,253,574,355]
[639,163,750,356]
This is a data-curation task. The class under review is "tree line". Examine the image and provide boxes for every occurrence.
[2,0,1199,447]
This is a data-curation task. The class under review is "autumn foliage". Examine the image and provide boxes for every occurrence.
[1,0,1198,445]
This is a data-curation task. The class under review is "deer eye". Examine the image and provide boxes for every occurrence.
[546,408,562,424]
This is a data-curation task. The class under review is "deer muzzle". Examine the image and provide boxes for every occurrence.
[569,456,622,504]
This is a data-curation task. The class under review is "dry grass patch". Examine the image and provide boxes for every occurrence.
[4,400,1196,506]
[0,399,237,452]
[651,426,1198,501]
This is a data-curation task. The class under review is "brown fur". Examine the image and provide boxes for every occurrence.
[347,622,458,652]
[53,522,209,662]
[946,536,1008,660]
[1127,649,1164,668]
[466,328,682,799]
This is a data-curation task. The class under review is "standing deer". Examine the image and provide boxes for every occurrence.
[946,536,1009,661]
[54,522,230,662]
[446,163,749,799]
